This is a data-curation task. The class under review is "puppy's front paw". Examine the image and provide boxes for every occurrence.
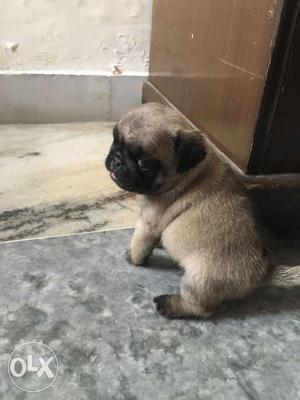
[125,249,134,264]
[125,249,147,266]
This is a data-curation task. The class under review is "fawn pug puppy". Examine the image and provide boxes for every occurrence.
[105,102,300,319]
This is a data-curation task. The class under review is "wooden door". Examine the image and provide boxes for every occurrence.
[148,0,283,171]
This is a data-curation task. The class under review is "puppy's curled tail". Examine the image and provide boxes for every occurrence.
[263,265,300,287]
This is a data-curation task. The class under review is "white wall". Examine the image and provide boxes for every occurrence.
[0,0,152,74]
[0,0,153,122]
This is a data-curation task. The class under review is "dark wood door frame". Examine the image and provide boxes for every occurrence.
[249,0,300,174]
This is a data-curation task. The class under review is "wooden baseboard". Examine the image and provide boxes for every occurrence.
[143,81,300,230]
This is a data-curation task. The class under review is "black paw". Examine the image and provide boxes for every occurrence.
[153,295,172,317]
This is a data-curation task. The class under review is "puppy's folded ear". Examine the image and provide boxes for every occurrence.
[174,130,207,173]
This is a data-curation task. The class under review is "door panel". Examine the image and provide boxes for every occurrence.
[149,0,283,170]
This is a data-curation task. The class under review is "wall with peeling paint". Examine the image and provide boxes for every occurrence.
[0,0,152,74]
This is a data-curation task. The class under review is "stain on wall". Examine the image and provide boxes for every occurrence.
[0,0,152,74]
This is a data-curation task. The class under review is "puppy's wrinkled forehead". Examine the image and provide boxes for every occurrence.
[117,103,185,160]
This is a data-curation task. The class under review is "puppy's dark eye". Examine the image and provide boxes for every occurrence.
[137,159,150,170]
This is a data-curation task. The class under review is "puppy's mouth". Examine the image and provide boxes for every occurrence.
[108,169,136,192]
[110,171,117,181]
[109,171,131,189]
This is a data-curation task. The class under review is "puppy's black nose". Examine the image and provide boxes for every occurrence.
[114,158,122,168]
[112,153,122,168]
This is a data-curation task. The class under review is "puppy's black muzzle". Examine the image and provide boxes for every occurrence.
[105,151,136,191]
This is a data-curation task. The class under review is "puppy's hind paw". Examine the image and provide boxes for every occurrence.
[154,294,190,319]
[153,295,176,318]
[154,295,168,314]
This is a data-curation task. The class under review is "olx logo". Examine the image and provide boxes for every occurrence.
[8,342,58,392]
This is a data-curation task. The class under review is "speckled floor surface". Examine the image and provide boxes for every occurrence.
[0,122,139,242]
[0,228,299,399]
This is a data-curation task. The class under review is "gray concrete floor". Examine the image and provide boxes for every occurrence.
[0,122,139,242]
[0,229,299,399]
